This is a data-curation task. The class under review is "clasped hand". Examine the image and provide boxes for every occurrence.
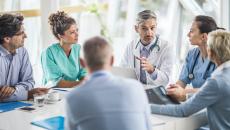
[0,86,16,100]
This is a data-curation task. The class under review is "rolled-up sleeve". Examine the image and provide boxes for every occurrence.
[78,67,87,79]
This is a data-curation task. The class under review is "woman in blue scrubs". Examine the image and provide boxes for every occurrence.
[167,15,221,101]
[151,29,230,130]
[41,11,86,88]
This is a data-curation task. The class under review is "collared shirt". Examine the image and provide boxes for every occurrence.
[0,45,34,102]
[41,43,87,87]
[139,37,158,80]
[139,36,157,51]
[120,36,173,86]
[66,70,151,130]
[179,48,216,88]
[151,60,230,130]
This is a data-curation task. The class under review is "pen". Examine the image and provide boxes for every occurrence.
[135,56,141,61]
[52,88,68,92]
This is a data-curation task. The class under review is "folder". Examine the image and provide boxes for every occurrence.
[31,116,64,130]
[146,86,180,104]
[0,101,32,113]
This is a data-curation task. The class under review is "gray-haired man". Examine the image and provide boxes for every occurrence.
[120,10,173,86]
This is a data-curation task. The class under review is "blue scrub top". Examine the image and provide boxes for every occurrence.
[179,48,216,88]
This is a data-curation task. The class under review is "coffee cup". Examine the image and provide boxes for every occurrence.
[47,91,60,101]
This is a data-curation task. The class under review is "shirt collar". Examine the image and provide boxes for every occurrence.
[0,45,11,56]
[90,70,112,78]
[140,36,157,51]
[212,60,230,76]
[0,45,19,57]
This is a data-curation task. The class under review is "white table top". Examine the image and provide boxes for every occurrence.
[0,88,207,130]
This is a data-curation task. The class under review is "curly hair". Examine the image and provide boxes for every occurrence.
[0,13,24,44]
[48,11,76,40]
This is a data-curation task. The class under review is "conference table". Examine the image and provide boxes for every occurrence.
[0,88,207,130]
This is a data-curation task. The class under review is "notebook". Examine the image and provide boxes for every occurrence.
[111,66,138,80]
[31,116,64,130]
[0,101,32,113]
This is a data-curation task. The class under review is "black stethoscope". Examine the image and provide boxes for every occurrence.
[188,49,215,80]
[134,35,160,68]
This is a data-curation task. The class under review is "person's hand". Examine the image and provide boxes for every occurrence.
[166,84,186,101]
[140,57,155,74]
[28,88,49,100]
[0,86,15,100]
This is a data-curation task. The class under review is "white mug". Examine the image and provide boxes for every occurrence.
[47,91,60,101]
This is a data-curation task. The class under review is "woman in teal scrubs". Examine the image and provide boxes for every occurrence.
[41,11,86,88]
[167,15,222,101]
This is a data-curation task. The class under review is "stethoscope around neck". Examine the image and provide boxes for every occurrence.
[134,35,160,68]
[188,49,214,80]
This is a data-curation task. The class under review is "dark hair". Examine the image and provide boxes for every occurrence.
[48,11,76,40]
[0,13,24,44]
[194,15,221,34]
[83,36,112,70]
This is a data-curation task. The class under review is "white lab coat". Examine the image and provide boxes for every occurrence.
[120,37,174,86]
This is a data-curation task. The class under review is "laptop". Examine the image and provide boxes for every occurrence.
[111,66,138,80]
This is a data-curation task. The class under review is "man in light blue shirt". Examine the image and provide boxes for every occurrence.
[151,30,230,130]
[0,13,48,102]
[66,36,151,130]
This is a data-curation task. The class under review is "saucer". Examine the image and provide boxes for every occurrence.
[45,98,61,104]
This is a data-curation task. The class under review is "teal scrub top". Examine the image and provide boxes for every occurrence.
[41,43,87,87]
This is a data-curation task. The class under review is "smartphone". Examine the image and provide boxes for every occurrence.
[19,106,36,112]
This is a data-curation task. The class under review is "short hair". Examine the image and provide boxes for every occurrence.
[207,30,230,63]
[194,15,219,34]
[0,13,24,44]
[83,36,112,70]
[48,11,76,40]
[136,10,157,25]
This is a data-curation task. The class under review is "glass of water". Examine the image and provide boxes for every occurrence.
[33,93,45,107]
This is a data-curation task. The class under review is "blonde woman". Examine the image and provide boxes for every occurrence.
[151,30,230,130]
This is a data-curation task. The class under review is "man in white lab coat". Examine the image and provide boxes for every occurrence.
[120,10,173,86]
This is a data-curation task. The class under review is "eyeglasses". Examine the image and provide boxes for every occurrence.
[14,31,26,36]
